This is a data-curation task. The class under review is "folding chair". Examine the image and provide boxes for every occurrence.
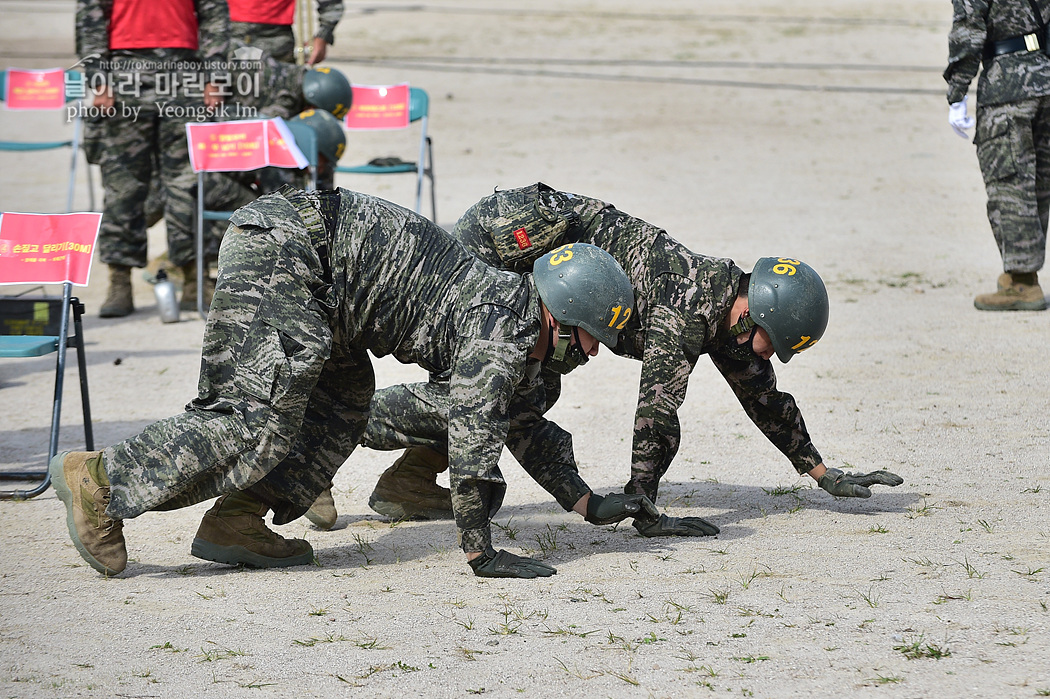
[0,69,96,213]
[336,86,436,222]
[0,212,101,500]
[191,118,319,317]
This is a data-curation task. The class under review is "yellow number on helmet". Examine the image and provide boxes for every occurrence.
[550,244,574,266]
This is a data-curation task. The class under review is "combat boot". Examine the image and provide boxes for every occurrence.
[191,492,314,568]
[48,451,127,575]
[179,262,215,312]
[99,264,134,318]
[304,486,338,530]
[368,446,454,520]
[974,272,1048,311]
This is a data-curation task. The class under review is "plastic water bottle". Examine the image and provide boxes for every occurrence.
[153,268,180,323]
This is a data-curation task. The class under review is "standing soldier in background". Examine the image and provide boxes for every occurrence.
[945,0,1050,311]
[76,0,228,317]
[229,0,344,67]
[335,183,904,537]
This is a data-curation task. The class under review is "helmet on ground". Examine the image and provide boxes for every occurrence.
[291,108,346,164]
[302,67,352,119]
[533,243,634,348]
[747,256,829,363]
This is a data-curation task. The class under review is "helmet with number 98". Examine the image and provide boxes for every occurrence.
[302,67,352,119]
[748,256,829,363]
[533,243,635,348]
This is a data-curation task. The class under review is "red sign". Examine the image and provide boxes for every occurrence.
[186,118,307,172]
[0,212,102,286]
[4,68,66,110]
[344,83,410,130]
[266,119,309,168]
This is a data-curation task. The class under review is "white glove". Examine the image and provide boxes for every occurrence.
[949,97,975,138]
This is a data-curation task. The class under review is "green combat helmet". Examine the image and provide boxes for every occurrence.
[302,67,352,119]
[533,243,635,348]
[742,256,829,363]
[291,108,346,164]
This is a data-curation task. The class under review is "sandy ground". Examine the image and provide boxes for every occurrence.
[1,1,1048,697]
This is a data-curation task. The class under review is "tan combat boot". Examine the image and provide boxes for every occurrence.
[304,486,338,530]
[974,272,1048,311]
[48,451,127,575]
[99,264,134,318]
[179,262,215,312]
[191,492,314,568]
[368,446,454,520]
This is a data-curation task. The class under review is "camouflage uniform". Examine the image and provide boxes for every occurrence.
[365,183,822,503]
[945,0,1050,273]
[101,187,590,554]
[230,0,344,65]
[76,0,229,268]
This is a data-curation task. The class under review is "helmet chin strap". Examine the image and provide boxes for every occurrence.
[728,311,757,337]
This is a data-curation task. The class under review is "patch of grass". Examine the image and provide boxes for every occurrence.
[196,642,247,662]
[958,557,987,580]
[708,587,730,605]
[893,635,951,660]
[292,634,350,647]
[1011,566,1044,578]
[868,524,889,534]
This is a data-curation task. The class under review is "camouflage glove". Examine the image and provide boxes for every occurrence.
[468,546,556,579]
[585,492,659,526]
[633,514,719,537]
[817,468,904,498]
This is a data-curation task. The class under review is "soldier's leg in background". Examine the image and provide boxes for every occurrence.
[974,100,1048,310]
[156,103,214,309]
[1032,94,1050,272]
[96,105,156,316]
[362,382,454,520]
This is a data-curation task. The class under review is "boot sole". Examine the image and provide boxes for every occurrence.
[190,537,314,568]
[974,300,1048,311]
[48,451,124,576]
[367,492,454,521]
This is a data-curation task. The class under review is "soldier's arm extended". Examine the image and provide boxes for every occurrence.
[316,0,345,45]
[626,301,699,503]
[943,0,990,103]
[75,0,112,83]
[710,351,823,475]
[712,338,904,499]
[195,0,230,64]
[446,306,533,556]
[503,370,590,510]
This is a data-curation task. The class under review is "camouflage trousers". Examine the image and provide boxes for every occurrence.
[363,373,589,512]
[95,93,201,268]
[976,97,1050,273]
[103,219,374,524]
[231,22,298,64]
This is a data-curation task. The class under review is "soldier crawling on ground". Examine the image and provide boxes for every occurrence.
[49,186,662,579]
[304,183,905,535]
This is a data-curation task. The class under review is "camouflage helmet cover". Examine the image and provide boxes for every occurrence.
[748,256,829,363]
[533,243,635,348]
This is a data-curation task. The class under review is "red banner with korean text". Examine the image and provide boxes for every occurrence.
[0,212,102,286]
[186,118,307,172]
[344,83,410,130]
[3,68,66,110]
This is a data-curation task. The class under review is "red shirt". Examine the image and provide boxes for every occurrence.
[228,0,295,25]
[109,0,199,50]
